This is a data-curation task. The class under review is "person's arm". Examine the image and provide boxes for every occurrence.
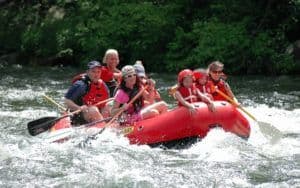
[113,68,122,81]
[224,82,238,103]
[111,100,130,116]
[196,89,215,112]
[174,91,196,113]
[110,89,129,116]
[64,98,83,111]
[64,81,87,111]
[142,81,156,103]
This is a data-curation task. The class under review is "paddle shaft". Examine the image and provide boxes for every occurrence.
[43,94,66,111]
[43,94,114,112]
[108,86,147,126]
[215,88,257,121]
[50,97,114,120]
[95,86,147,135]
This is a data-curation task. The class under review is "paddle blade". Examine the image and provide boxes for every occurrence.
[27,116,57,136]
[257,121,283,144]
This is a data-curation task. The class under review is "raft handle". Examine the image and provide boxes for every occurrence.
[208,124,221,129]
[138,126,143,131]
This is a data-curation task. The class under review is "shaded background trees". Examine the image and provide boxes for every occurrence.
[0,0,299,75]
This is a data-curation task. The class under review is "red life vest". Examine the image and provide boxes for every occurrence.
[100,66,114,82]
[177,85,198,106]
[195,83,210,94]
[82,79,109,108]
[207,78,229,101]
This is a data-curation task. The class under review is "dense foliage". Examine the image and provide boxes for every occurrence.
[0,0,299,74]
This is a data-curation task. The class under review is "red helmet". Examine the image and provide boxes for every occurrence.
[193,69,208,80]
[178,69,193,83]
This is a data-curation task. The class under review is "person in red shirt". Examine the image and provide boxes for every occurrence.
[174,69,215,114]
[101,49,122,97]
[206,61,238,103]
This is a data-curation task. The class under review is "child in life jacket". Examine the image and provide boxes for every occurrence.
[133,61,163,102]
[206,61,238,103]
[193,68,213,100]
[174,69,215,114]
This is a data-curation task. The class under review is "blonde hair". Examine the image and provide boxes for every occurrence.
[208,61,224,71]
[102,49,119,64]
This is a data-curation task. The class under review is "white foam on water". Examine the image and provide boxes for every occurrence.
[0,142,11,161]
[0,109,57,119]
[183,128,244,162]
[246,104,300,158]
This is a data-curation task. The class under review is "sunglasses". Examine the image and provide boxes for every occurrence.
[211,70,223,74]
[126,74,137,78]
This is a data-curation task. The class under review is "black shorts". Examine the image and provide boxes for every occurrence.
[71,112,87,126]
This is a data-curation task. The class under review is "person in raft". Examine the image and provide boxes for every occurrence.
[111,65,166,124]
[64,61,110,124]
[193,68,213,100]
[174,69,215,114]
[133,60,168,111]
[101,49,122,97]
[206,61,238,103]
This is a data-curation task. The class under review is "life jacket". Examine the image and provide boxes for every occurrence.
[100,66,114,82]
[100,66,119,97]
[207,78,229,101]
[140,81,160,105]
[82,79,109,108]
[71,74,109,108]
[195,83,210,94]
[177,84,198,106]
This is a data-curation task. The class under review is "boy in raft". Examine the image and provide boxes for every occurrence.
[206,61,238,103]
[133,60,168,113]
[64,61,110,124]
[174,69,215,114]
[101,49,122,97]
[193,68,213,100]
[111,65,166,124]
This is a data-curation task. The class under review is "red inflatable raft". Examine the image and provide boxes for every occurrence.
[45,101,251,145]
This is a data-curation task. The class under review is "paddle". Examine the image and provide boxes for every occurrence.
[88,86,147,138]
[214,88,283,141]
[43,116,113,142]
[168,84,178,96]
[27,97,114,136]
[43,94,67,111]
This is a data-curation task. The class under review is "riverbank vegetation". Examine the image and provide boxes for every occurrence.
[0,0,299,75]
